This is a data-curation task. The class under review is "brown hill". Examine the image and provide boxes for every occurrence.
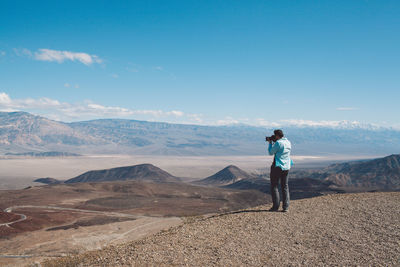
[194,165,255,186]
[292,154,400,189]
[34,177,62,184]
[43,192,400,267]
[64,163,181,184]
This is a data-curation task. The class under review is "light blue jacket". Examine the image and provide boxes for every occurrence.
[268,137,292,170]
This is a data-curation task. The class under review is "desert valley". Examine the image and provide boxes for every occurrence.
[0,150,399,266]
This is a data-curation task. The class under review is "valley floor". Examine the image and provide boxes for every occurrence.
[43,192,400,267]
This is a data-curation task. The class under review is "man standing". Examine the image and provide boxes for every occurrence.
[267,129,292,212]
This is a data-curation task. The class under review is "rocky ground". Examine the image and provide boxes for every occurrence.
[43,192,400,267]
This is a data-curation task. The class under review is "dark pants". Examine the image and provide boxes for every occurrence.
[270,165,290,210]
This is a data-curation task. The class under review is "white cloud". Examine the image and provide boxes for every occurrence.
[336,107,359,111]
[33,49,102,65]
[0,92,12,104]
[110,73,119,78]
[0,51,5,56]
[64,83,70,88]
[255,119,380,130]
[0,92,191,122]
[0,92,387,129]
[166,110,184,117]
[255,118,281,127]
[216,117,240,126]
[14,48,102,66]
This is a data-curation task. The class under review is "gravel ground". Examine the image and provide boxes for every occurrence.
[43,192,400,267]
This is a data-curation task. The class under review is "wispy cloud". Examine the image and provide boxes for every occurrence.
[14,48,102,65]
[153,65,176,80]
[0,92,387,129]
[126,63,140,73]
[336,107,359,111]
[254,118,381,130]
[13,48,32,57]
[64,83,79,88]
[0,92,195,123]
[211,117,382,130]
[216,116,240,126]
[34,49,102,65]
[0,51,6,57]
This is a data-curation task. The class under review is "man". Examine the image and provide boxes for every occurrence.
[267,129,292,212]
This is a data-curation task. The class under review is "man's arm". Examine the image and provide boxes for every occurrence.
[268,141,280,155]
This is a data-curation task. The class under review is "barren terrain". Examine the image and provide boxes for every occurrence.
[44,192,400,267]
[0,179,268,266]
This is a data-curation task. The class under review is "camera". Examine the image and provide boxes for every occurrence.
[266,135,277,142]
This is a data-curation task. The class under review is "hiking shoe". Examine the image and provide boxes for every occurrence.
[268,207,279,212]
[281,209,288,213]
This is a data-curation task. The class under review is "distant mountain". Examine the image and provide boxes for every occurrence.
[1,111,400,156]
[34,177,62,184]
[194,165,256,186]
[5,151,81,157]
[291,154,400,189]
[64,163,181,184]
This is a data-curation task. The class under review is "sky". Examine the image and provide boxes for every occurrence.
[0,0,399,128]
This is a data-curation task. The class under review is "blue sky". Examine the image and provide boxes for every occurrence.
[0,0,399,128]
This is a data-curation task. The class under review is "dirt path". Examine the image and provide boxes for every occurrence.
[4,205,144,220]
[1,205,145,229]
[0,212,26,228]
[44,192,400,267]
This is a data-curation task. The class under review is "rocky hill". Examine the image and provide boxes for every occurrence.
[34,177,62,184]
[194,165,256,186]
[292,154,400,189]
[64,164,181,184]
[42,192,400,267]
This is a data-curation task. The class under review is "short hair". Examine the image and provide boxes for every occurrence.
[274,129,284,138]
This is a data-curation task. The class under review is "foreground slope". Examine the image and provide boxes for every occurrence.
[44,192,400,267]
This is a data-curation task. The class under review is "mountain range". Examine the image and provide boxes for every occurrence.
[1,111,400,156]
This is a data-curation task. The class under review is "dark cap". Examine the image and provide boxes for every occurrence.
[274,129,284,138]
